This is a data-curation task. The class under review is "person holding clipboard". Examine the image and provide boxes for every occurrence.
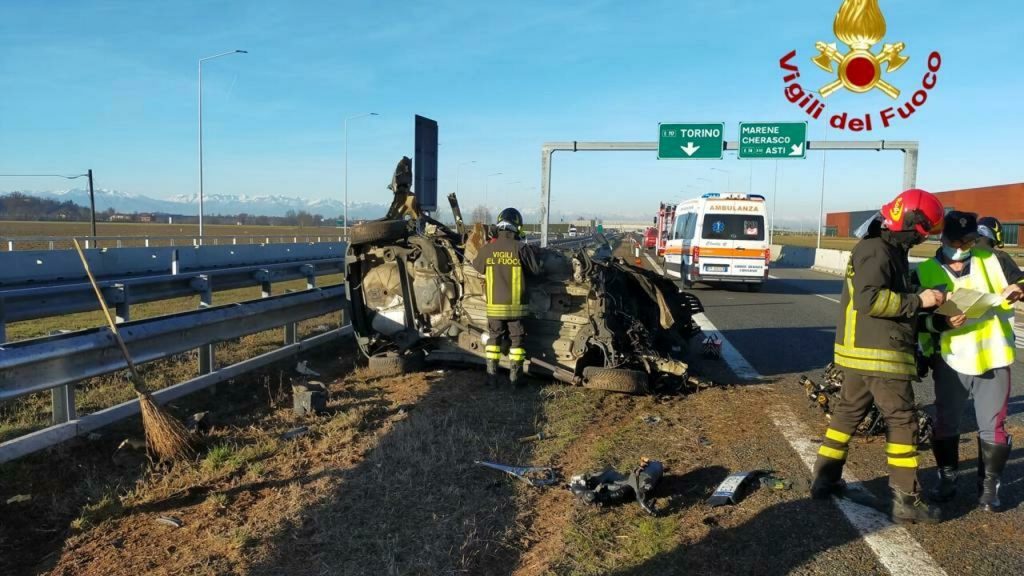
[918,211,1024,512]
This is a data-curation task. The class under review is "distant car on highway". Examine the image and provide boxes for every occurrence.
[643,227,657,249]
[664,193,770,292]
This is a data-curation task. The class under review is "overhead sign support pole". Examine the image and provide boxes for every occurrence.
[539,140,918,248]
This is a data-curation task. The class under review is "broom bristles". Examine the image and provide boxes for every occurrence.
[138,392,194,461]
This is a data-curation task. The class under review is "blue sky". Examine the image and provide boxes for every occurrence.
[1,0,1021,225]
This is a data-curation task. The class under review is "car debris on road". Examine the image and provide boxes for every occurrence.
[801,363,934,445]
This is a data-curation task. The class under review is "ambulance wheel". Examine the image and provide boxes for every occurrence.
[581,367,648,394]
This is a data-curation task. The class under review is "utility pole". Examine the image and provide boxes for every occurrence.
[87,169,97,238]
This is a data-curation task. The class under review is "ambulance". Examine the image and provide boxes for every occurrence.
[663,193,770,291]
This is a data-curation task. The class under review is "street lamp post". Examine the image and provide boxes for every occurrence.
[344,112,379,241]
[198,49,247,241]
[456,160,476,199]
[816,113,830,250]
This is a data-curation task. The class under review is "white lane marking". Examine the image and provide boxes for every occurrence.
[767,273,840,303]
[772,405,947,576]
[695,293,946,575]
[691,313,761,382]
[642,251,665,276]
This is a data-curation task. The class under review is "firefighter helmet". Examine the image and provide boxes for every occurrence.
[880,189,944,237]
[977,216,1004,248]
[496,207,524,235]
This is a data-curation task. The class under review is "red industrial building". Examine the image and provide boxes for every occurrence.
[826,183,1023,245]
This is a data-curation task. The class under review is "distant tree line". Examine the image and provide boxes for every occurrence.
[0,193,337,227]
[0,192,93,221]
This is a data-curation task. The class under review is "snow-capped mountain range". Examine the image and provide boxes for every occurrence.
[7,188,393,220]
[3,188,656,224]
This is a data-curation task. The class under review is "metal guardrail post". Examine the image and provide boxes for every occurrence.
[114,285,130,324]
[51,383,76,425]
[195,275,215,375]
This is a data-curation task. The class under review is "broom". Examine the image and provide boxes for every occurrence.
[72,238,194,461]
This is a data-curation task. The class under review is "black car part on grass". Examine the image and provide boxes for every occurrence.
[568,459,664,515]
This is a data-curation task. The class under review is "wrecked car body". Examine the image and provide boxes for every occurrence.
[344,158,707,394]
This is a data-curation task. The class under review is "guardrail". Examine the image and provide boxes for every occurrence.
[2,233,347,251]
[0,242,346,343]
[0,285,349,463]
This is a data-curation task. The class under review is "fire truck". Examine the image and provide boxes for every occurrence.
[655,202,676,257]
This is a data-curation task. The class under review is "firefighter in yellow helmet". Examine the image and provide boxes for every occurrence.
[472,207,541,386]
[811,189,947,524]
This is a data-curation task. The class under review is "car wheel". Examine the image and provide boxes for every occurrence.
[350,219,409,245]
[581,367,648,394]
[367,351,424,377]
[746,283,763,293]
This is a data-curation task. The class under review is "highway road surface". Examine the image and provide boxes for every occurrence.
[637,248,1024,576]
[693,267,1024,429]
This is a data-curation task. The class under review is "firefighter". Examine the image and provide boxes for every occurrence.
[919,212,1024,512]
[977,216,1024,277]
[811,188,947,524]
[472,207,541,386]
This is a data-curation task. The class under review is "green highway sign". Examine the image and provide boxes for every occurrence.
[658,123,724,159]
[738,121,807,159]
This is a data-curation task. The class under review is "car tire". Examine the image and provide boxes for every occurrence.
[581,367,648,394]
[350,219,409,245]
[367,351,424,377]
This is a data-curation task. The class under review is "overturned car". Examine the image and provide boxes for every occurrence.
[344,158,707,394]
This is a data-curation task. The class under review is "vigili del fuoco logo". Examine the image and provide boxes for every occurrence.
[778,0,942,131]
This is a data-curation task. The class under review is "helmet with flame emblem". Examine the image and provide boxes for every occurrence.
[880,189,944,237]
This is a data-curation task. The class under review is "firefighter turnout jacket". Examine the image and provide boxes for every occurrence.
[834,236,922,379]
[472,230,541,319]
[918,248,1018,376]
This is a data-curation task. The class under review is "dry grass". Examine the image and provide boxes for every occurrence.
[0,273,344,444]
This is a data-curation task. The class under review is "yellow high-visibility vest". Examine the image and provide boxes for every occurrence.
[917,250,1015,376]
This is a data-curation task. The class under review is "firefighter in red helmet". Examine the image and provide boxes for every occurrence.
[811,189,948,524]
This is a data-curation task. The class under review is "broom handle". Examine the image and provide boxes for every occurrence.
[72,238,142,382]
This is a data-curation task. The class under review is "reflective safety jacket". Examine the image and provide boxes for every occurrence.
[834,236,922,379]
[472,230,541,319]
[917,249,1015,376]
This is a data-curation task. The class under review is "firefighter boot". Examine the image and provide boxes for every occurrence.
[509,362,523,388]
[810,457,846,500]
[978,437,1011,512]
[486,359,499,386]
[890,489,942,524]
[929,436,960,503]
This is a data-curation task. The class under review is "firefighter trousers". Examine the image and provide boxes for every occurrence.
[486,319,526,365]
[815,371,921,493]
